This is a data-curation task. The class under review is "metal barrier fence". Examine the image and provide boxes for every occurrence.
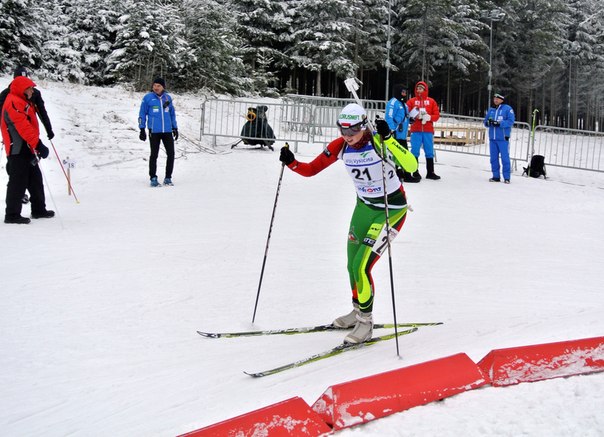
[533,126,604,172]
[200,96,603,173]
[199,96,386,151]
[429,114,531,170]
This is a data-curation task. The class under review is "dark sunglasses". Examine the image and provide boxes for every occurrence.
[337,122,364,136]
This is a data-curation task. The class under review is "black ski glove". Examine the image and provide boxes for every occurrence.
[279,146,295,166]
[172,128,179,141]
[47,130,55,140]
[491,120,500,127]
[139,128,147,141]
[37,141,49,159]
[375,119,391,139]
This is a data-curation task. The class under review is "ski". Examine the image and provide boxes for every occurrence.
[244,327,419,377]
[197,322,441,339]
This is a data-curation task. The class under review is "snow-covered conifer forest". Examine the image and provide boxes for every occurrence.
[0,1,602,123]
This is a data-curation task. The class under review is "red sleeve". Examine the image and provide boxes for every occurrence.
[288,137,345,177]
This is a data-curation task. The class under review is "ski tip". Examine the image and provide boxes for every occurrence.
[243,371,264,378]
[197,331,219,338]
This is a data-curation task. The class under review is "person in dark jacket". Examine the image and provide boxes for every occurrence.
[1,76,53,224]
[483,93,515,183]
[0,66,54,140]
[138,77,178,187]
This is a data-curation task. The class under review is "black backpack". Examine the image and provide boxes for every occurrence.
[523,155,546,178]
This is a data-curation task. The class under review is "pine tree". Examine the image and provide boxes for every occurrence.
[106,0,189,90]
[233,0,291,96]
[285,0,358,96]
[179,0,248,94]
[0,0,44,74]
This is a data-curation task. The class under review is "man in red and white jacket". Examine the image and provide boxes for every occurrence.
[407,81,441,180]
[1,75,53,224]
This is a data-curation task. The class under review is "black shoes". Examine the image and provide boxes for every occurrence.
[489,177,501,182]
[4,215,31,224]
[5,210,55,224]
[32,210,55,219]
[426,173,441,180]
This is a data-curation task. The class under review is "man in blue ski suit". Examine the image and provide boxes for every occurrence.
[138,77,178,187]
[484,93,515,183]
[385,84,419,183]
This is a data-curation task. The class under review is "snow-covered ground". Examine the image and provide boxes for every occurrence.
[1,78,603,436]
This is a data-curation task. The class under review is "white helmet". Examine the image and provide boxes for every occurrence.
[337,103,367,128]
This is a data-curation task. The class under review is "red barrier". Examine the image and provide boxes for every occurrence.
[478,336,604,387]
[179,396,332,437]
[311,353,487,431]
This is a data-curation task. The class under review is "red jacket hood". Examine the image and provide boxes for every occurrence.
[414,81,429,98]
[10,76,36,99]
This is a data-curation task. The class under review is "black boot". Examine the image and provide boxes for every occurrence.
[404,172,421,183]
[4,215,31,224]
[396,167,420,183]
[32,210,55,219]
[426,158,441,180]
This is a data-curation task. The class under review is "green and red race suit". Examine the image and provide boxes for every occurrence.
[286,132,417,312]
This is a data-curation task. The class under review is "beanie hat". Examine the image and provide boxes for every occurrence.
[14,66,29,78]
[337,103,367,128]
[153,77,166,88]
[494,93,505,100]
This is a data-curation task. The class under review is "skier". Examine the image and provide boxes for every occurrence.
[2,76,53,224]
[385,84,419,183]
[484,93,515,183]
[406,81,441,180]
[138,77,178,187]
[278,103,418,344]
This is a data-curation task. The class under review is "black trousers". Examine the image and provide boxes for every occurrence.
[5,154,46,218]
[149,132,175,179]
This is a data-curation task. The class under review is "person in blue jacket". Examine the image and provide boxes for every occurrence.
[138,78,178,187]
[484,93,515,183]
[385,84,419,183]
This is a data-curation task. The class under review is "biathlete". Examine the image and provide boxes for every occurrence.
[278,103,417,344]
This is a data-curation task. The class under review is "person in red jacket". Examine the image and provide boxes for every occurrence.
[1,76,53,224]
[406,81,441,180]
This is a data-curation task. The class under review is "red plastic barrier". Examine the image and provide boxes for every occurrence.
[311,353,487,431]
[179,396,332,437]
[478,336,604,387]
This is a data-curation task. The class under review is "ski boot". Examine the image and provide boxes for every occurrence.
[332,303,360,328]
[344,312,373,344]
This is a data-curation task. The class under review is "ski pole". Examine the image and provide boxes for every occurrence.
[344,77,401,357]
[252,142,289,323]
[34,156,64,229]
[49,139,80,203]
[530,109,539,158]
